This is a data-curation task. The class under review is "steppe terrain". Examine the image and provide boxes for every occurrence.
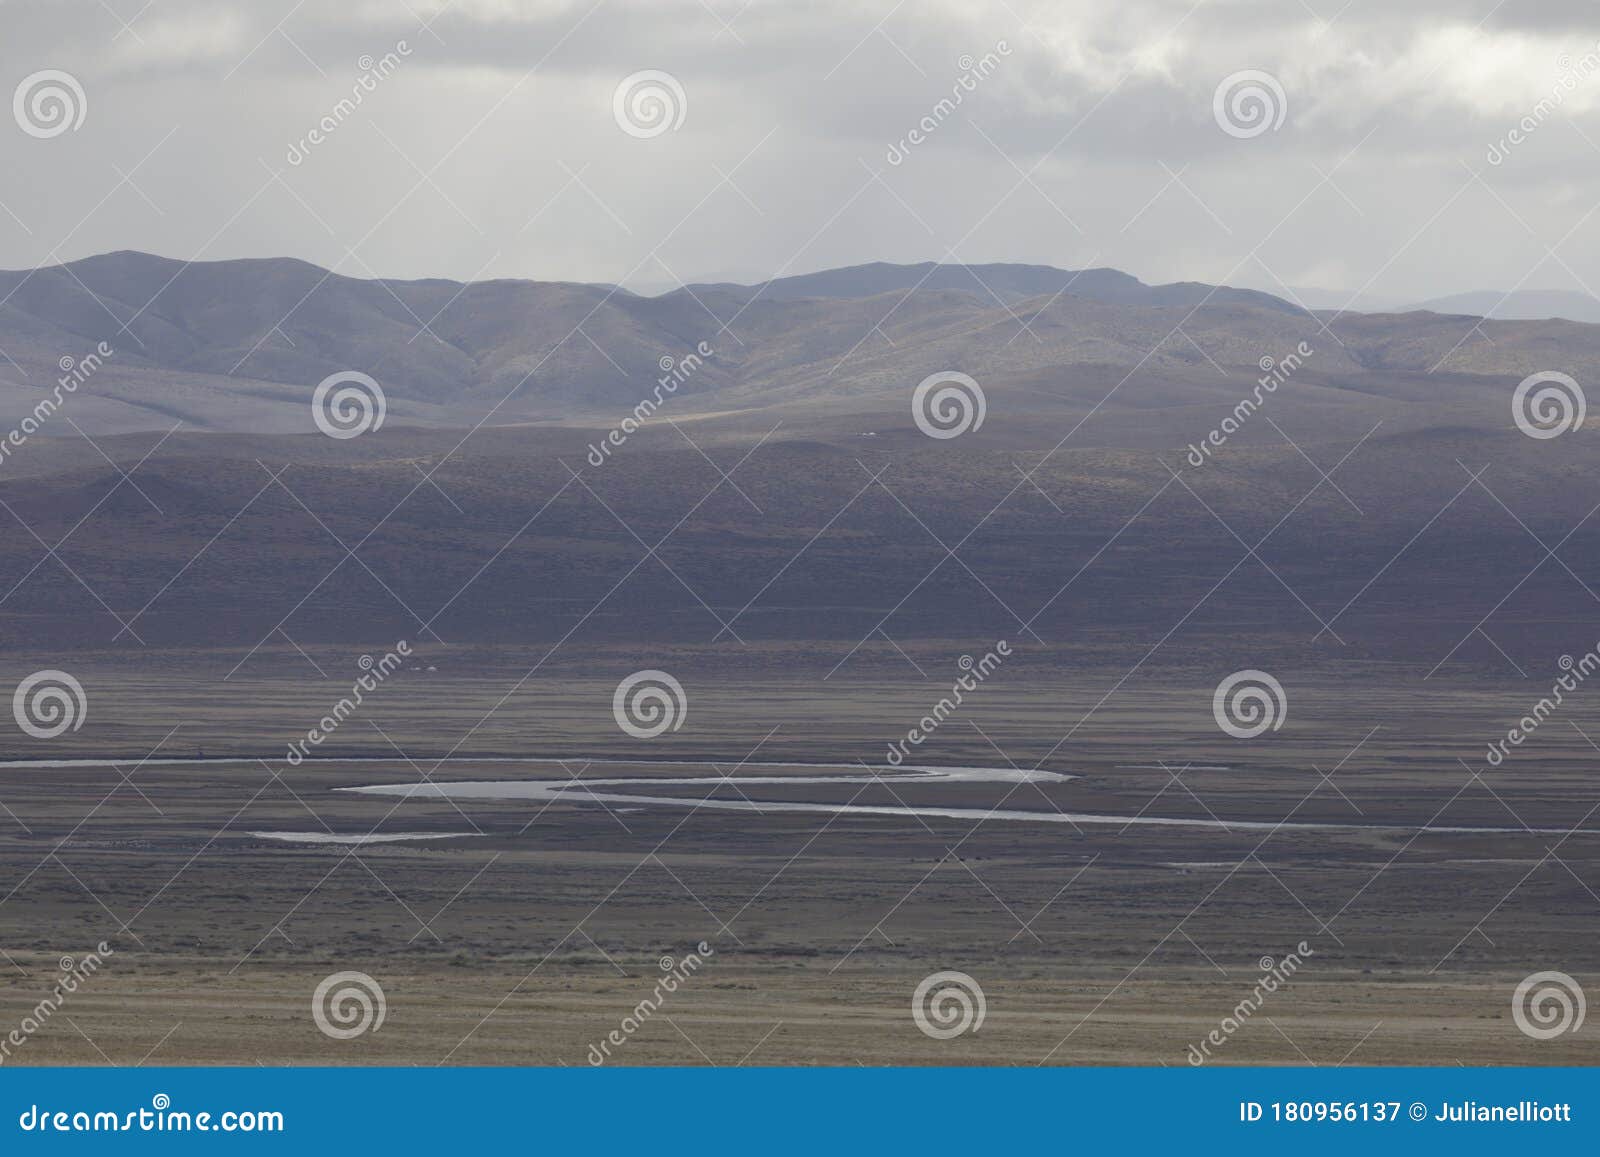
[0,661,1596,1066]
[0,256,1596,1065]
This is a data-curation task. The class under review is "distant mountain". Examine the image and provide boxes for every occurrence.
[1263,285,1400,313]
[0,251,1597,437]
[679,260,1307,314]
[1401,289,1600,324]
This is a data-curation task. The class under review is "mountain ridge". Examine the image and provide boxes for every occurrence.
[0,251,1595,437]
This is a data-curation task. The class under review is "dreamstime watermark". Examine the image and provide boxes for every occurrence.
[612,670,687,739]
[1212,69,1287,139]
[286,42,412,165]
[1512,970,1585,1040]
[911,970,986,1039]
[1212,669,1287,739]
[612,70,686,138]
[1186,942,1314,1063]
[0,342,112,472]
[1512,370,1584,439]
[285,643,410,765]
[1186,341,1312,466]
[13,69,86,138]
[311,971,386,1039]
[586,942,714,1064]
[586,341,712,466]
[885,642,1009,766]
[912,370,986,439]
[17,1095,284,1134]
[886,41,1011,165]
[12,670,87,740]
[312,370,386,439]
[1488,46,1600,165]
[0,942,113,1064]
[1484,647,1600,767]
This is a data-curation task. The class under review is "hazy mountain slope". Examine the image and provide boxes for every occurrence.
[679,260,1306,314]
[0,252,1595,437]
[1402,289,1600,324]
[1325,311,1600,379]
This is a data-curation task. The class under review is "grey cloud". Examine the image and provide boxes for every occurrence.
[0,0,1595,303]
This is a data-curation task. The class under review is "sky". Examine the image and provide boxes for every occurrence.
[4,0,1600,304]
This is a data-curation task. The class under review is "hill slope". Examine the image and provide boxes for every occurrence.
[0,252,1595,436]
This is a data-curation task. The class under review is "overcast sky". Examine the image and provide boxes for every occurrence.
[4,0,1600,302]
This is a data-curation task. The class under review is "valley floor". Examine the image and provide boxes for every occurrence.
[0,659,1594,1066]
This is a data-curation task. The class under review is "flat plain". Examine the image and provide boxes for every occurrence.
[2,658,1596,1066]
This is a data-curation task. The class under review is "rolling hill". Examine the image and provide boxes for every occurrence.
[1,252,1596,437]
